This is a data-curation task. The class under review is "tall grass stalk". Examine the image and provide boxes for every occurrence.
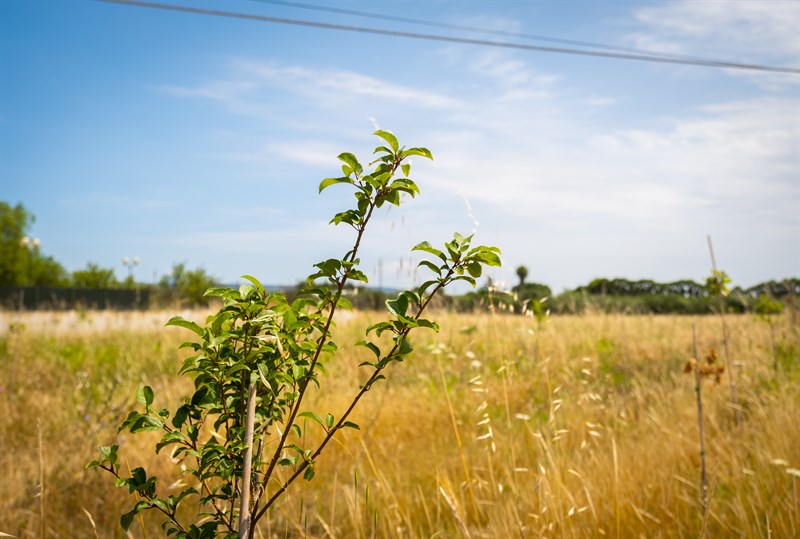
[707,235,741,425]
[37,418,44,539]
[81,507,100,539]
[691,325,709,536]
[612,437,620,539]
[437,357,480,520]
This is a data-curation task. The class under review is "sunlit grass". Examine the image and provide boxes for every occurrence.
[1,309,798,537]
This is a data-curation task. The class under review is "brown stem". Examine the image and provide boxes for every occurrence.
[253,273,452,526]
[249,155,409,533]
[254,194,379,518]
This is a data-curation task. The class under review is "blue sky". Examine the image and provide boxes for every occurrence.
[1,0,798,293]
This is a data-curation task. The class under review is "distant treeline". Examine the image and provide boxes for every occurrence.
[274,277,798,316]
[4,276,797,314]
[446,277,799,315]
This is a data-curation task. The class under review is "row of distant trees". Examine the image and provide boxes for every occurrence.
[3,201,796,312]
[449,266,798,315]
[1,202,217,307]
[303,272,797,316]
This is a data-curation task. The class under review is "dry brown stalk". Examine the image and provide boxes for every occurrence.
[690,325,709,536]
[707,235,741,425]
[37,419,44,539]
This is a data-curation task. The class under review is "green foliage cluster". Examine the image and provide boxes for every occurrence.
[546,276,798,315]
[1,203,217,307]
[72,262,120,289]
[0,201,70,286]
[88,132,501,537]
[579,277,706,297]
[156,263,220,307]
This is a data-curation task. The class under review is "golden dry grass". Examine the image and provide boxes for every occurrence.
[1,308,798,538]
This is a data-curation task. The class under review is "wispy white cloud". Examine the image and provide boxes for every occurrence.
[151,43,797,291]
[233,59,464,109]
[214,140,344,169]
[452,14,524,35]
[159,80,259,102]
[583,94,618,106]
[410,90,798,289]
[437,96,797,212]
[625,0,800,82]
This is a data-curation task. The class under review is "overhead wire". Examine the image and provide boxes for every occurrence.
[247,0,740,65]
[96,0,800,75]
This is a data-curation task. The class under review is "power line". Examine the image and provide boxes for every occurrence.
[96,0,800,75]
[248,0,736,66]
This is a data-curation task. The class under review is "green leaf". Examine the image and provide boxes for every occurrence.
[312,258,342,279]
[278,456,298,467]
[343,421,360,430]
[256,363,271,389]
[156,431,187,454]
[400,289,421,306]
[389,178,420,197]
[330,209,361,227]
[417,260,442,276]
[165,317,204,337]
[412,241,446,262]
[471,248,502,267]
[130,414,164,433]
[466,261,483,278]
[386,295,409,318]
[204,287,240,300]
[397,338,413,356]
[150,498,169,513]
[100,444,118,464]
[347,269,368,283]
[190,387,209,406]
[241,274,264,291]
[400,147,433,160]
[137,386,154,407]
[418,279,441,297]
[372,145,393,156]
[451,275,477,288]
[401,163,411,177]
[239,284,254,299]
[172,404,191,429]
[366,321,393,337]
[362,374,386,390]
[356,340,381,358]
[120,499,151,531]
[337,152,362,175]
[337,295,353,311]
[303,465,316,481]
[319,176,352,193]
[226,364,250,376]
[298,411,324,428]
[325,413,334,429]
[416,318,440,331]
[373,130,399,151]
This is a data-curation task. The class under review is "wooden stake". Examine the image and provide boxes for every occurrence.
[239,382,257,539]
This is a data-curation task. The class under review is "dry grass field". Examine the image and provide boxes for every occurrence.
[1,308,798,538]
